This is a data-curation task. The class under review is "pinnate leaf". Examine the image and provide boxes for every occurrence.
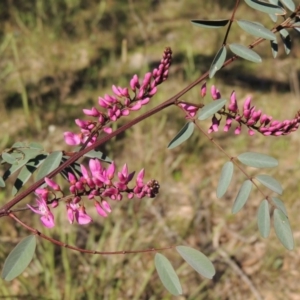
[257,199,270,238]
[232,180,253,214]
[83,149,112,163]
[1,235,36,281]
[255,174,283,194]
[270,39,278,58]
[12,154,47,196]
[280,29,292,55]
[271,197,287,216]
[176,246,215,279]
[36,151,63,181]
[2,153,17,164]
[191,19,229,28]
[217,161,234,198]
[209,46,227,78]
[168,122,195,149]
[237,20,276,40]
[229,43,262,63]
[244,0,286,15]
[237,152,278,168]
[280,0,295,11]
[154,253,182,296]
[198,99,227,120]
[274,209,294,250]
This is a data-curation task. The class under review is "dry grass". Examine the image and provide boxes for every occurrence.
[0,0,300,299]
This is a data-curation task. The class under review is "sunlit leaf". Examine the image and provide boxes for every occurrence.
[255,174,283,194]
[268,13,277,22]
[271,197,287,216]
[280,0,295,11]
[216,161,234,198]
[176,246,215,279]
[274,209,294,250]
[2,153,17,164]
[3,149,45,181]
[232,180,253,214]
[83,149,112,163]
[198,99,227,120]
[12,154,47,196]
[237,152,278,168]
[270,39,278,58]
[257,199,270,238]
[244,0,286,15]
[191,19,229,28]
[237,20,276,40]
[11,142,25,148]
[1,235,36,281]
[36,151,63,181]
[29,142,44,151]
[155,253,182,296]
[280,29,292,54]
[209,46,227,78]
[229,43,262,63]
[168,122,195,149]
[293,22,300,33]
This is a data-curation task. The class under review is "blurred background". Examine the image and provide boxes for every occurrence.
[0,0,300,299]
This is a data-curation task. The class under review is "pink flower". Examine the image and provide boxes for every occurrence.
[27,196,55,228]
[66,202,92,225]
[45,177,61,191]
[64,132,81,145]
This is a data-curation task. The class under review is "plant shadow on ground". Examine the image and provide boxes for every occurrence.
[1,1,300,299]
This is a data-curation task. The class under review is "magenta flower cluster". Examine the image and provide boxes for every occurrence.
[181,84,300,136]
[28,159,160,228]
[64,47,172,146]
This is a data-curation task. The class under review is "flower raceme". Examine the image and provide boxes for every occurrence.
[180,84,300,136]
[64,47,172,147]
[27,159,160,228]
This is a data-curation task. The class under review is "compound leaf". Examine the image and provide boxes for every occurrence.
[237,152,278,168]
[217,161,234,198]
[257,199,270,238]
[191,19,229,28]
[232,180,253,214]
[237,20,276,40]
[255,174,283,194]
[271,197,287,216]
[280,29,292,54]
[244,0,286,15]
[12,154,47,196]
[1,235,36,281]
[274,209,294,250]
[36,151,63,181]
[229,43,262,63]
[155,253,182,296]
[209,46,227,78]
[198,99,227,120]
[168,122,195,149]
[176,246,215,279]
[270,39,278,58]
[280,0,295,11]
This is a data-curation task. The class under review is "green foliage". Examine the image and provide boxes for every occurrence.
[257,199,270,238]
[167,122,195,149]
[198,99,227,120]
[216,161,234,198]
[228,43,262,63]
[232,180,253,214]
[176,246,215,279]
[154,253,182,296]
[1,235,36,281]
